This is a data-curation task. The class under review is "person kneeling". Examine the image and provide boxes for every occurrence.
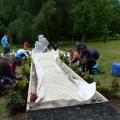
[69,50,81,65]
[0,58,17,89]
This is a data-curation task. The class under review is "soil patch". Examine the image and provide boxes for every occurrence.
[110,51,120,54]
[11,113,27,120]
[101,91,120,112]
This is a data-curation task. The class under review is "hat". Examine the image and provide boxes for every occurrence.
[2,53,13,60]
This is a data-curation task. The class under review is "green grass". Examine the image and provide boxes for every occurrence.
[0,96,11,120]
[86,41,120,85]
[59,40,120,96]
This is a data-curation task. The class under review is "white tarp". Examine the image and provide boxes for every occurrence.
[30,51,96,109]
[32,35,49,53]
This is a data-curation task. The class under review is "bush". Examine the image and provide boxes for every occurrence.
[62,57,69,64]
[83,71,94,83]
[22,63,30,76]
[8,92,26,115]
[70,63,78,71]
[17,80,28,92]
[97,84,110,93]
[59,52,64,60]
[59,52,69,65]
[111,79,120,94]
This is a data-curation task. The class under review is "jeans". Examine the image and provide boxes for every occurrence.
[4,47,10,55]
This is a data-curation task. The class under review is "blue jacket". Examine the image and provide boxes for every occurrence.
[15,49,27,60]
[1,36,9,48]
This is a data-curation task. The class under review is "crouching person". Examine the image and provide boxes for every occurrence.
[15,49,31,64]
[69,50,80,65]
[85,48,100,74]
[0,57,17,89]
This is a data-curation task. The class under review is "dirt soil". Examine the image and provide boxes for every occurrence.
[11,113,27,120]
[109,98,120,113]
[101,91,120,113]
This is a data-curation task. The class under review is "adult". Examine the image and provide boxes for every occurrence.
[0,56,16,89]
[85,48,100,74]
[0,54,24,95]
[76,43,100,74]
[2,54,22,80]
[1,32,10,55]
[69,50,80,65]
[23,41,29,50]
[15,49,30,61]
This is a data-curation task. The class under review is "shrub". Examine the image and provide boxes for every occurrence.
[22,63,30,76]
[59,52,69,65]
[97,84,110,93]
[62,57,69,64]
[59,52,64,60]
[111,79,120,93]
[8,92,26,114]
[83,71,94,83]
[70,63,78,71]
[17,80,28,92]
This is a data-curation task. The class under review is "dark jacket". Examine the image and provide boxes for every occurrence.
[87,48,99,61]
[0,59,15,79]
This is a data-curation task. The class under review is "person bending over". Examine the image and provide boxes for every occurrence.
[15,49,30,63]
[80,47,100,74]
[76,43,100,74]
[0,58,16,89]
[69,50,80,65]
[85,48,100,74]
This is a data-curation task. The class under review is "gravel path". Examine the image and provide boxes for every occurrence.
[28,103,120,120]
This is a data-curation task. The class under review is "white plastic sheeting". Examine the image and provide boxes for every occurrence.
[30,50,96,109]
[32,35,49,53]
[71,79,96,101]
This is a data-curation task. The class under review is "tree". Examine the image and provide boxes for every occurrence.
[108,0,120,35]
[0,0,120,43]
[31,0,60,42]
[8,11,33,43]
[73,0,93,42]
[55,0,74,40]
[73,0,113,42]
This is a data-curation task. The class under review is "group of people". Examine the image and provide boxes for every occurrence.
[52,42,100,75]
[69,42,100,75]
[1,32,30,55]
[0,32,100,95]
[0,32,30,95]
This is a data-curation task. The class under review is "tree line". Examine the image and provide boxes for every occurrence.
[0,0,120,43]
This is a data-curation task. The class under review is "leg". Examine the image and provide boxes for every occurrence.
[4,47,10,55]
[4,77,16,88]
[86,60,96,74]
